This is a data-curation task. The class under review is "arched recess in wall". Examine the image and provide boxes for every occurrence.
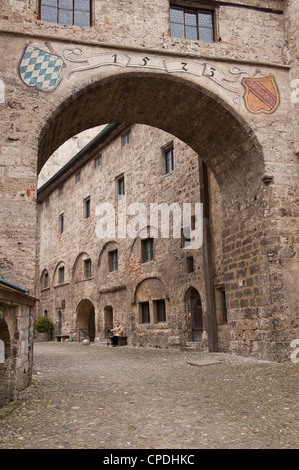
[53,261,67,286]
[72,252,92,283]
[129,225,161,269]
[97,240,121,283]
[134,277,168,325]
[40,268,50,290]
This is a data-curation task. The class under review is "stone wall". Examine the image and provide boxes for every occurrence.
[38,123,223,350]
[0,284,35,406]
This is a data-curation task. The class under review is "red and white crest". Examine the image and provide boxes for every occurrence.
[242,75,280,114]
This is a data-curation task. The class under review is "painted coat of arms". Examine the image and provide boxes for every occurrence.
[18,42,280,115]
[242,75,279,114]
[19,44,65,91]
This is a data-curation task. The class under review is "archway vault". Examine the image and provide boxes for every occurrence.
[38,71,264,191]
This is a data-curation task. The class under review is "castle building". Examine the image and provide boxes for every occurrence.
[37,123,227,350]
[0,0,298,405]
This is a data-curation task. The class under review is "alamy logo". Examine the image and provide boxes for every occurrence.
[95,202,203,249]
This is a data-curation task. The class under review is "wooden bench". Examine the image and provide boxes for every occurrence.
[107,336,127,346]
[55,334,70,342]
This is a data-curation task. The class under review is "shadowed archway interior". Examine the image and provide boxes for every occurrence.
[38,72,263,191]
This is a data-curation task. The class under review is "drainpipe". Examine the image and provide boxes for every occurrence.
[198,158,218,352]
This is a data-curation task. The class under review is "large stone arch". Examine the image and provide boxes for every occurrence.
[38,71,263,189]
[34,68,293,360]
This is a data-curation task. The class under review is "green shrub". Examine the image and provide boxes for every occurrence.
[35,316,54,334]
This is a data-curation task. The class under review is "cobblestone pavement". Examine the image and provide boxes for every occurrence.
[0,342,298,449]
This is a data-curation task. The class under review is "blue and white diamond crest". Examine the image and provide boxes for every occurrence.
[19,45,65,91]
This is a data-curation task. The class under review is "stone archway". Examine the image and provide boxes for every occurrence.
[76,299,95,342]
[37,72,269,357]
[13,59,293,361]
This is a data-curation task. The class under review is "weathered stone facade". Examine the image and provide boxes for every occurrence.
[0,0,298,363]
[37,123,225,350]
[0,282,35,406]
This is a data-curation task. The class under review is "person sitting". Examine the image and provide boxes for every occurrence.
[110,321,124,347]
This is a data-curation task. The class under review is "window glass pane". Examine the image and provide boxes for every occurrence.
[42,0,57,6]
[59,268,64,283]
[185,12,197,26]
[74,10,90,26]
[58,8,73,24]
[59,0,73,9]
[75,0,90,10]
[185,26,198,41]
[41,6,57,22]
[198,12,212,27]
[199,27,213,42]
[170,8,184,23]
[95,155,102,168]
[85,259,91,278]
[85,198,90,218]
[165,148,174,173]
[122,129,131,145]
[118,177,125,199]
[141,303,150,323]
[170,23,184,39]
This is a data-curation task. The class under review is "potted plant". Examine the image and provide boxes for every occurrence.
[35,316,54,341]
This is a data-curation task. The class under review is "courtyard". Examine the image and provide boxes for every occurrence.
[0,342,298,450]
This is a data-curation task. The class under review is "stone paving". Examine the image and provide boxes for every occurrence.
[0,342,298,449]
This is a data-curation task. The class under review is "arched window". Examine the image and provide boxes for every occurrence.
[41,269,50,289]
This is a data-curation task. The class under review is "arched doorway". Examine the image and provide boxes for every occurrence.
[190,289,203,342]
[185,287,204,343]
[76,299,95,342]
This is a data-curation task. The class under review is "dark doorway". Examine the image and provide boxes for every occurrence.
[191,289,203,342]
[104,306,113,338]
[76,299,95,342]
